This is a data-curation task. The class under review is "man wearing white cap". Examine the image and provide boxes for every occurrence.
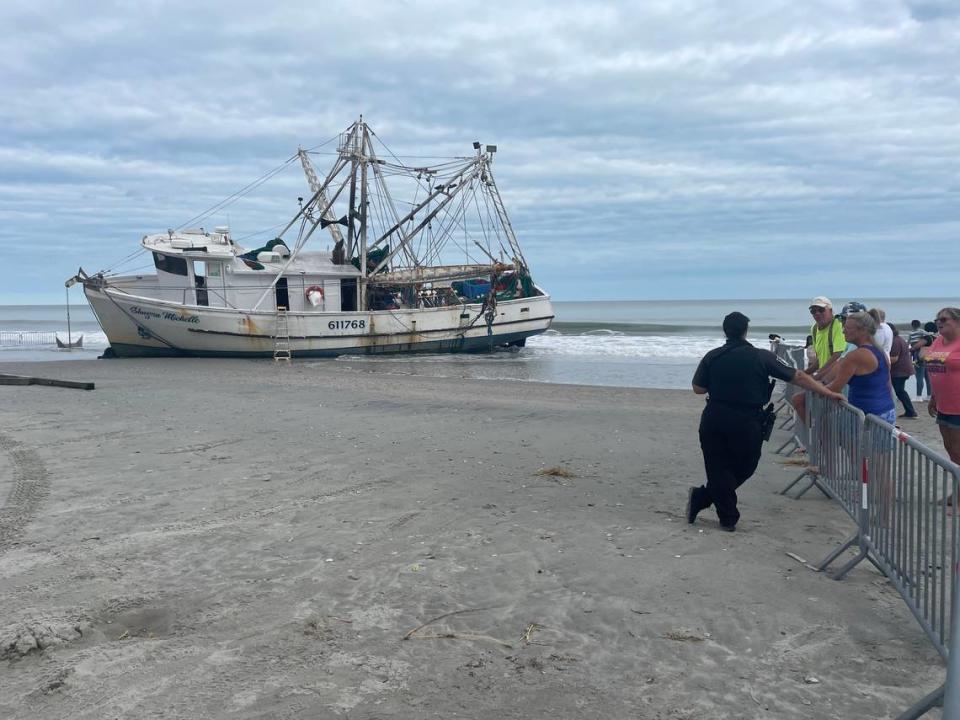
[807,296,845,379]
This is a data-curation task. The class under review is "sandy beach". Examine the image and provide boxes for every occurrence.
[0,358,948,719]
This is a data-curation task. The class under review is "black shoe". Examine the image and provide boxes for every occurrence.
[685,487,699,524]
[719,524,736,532]
[899,413,919,419]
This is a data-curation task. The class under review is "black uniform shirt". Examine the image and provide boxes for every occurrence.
[692,339,796,408]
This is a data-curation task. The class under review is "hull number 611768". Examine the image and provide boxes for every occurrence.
[328,319,366,330]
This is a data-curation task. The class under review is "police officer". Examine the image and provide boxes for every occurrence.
[687,311,842,531]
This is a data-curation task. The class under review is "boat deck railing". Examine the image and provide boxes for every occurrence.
[102,284,506,312]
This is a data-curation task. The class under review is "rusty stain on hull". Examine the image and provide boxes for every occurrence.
[240,315,261,335]
[362,313,424,351]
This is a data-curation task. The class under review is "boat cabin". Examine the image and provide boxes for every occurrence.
[141,227,361,312]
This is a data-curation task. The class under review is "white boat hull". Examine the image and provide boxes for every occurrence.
[84,286,554,357]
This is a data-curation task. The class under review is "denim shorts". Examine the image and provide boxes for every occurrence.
[876,408,897,426]
[937,412,960,429]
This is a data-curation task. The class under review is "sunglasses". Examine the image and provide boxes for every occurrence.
[936,317,953,324]
[809,307,827,315]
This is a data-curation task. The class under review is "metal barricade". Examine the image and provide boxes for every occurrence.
[783,392,864,517]
[774,346,804,415]
[860,415,959,659]
[781,393,871,575]
[854,414,960,720]
[770,388,960,716]
[787,346,806,370]
[0,330,57,346]
[779,387,819,493]
[770,342,809,455]
[899,568,960,719]
[800,410,960,718]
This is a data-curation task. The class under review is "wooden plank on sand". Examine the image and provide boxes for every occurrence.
[0,374,95,390]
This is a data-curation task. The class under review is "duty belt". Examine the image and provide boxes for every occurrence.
[708,397,763,413]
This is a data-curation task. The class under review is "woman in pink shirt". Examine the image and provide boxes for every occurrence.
[922,307,960,465]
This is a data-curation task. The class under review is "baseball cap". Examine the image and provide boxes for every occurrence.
[809,296,832,309]
[839,301,867,317]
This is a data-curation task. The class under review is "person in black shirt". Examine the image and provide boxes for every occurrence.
[688,312,842,531]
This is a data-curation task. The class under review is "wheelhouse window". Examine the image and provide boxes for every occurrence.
[153,252,188,276]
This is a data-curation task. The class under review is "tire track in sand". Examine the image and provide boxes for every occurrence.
[0,433,50,551]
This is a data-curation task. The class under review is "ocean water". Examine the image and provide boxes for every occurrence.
[1,298,954,389]
[0,304,107,363]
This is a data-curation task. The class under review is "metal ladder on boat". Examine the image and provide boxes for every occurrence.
[273,306,292,362]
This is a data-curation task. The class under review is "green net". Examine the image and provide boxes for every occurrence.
[351,246,390,273]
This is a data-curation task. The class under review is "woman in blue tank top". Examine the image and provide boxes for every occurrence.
[826,311,896,423]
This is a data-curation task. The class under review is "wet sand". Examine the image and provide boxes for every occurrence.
[0,359,948,719]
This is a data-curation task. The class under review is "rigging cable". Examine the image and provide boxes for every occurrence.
[480,182,512,260]
[100,246,149,276]
[177,155,299,231]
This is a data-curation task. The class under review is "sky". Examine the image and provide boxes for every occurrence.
[1,0,958,303]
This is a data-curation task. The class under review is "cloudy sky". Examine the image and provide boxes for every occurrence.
[2,0,958,303]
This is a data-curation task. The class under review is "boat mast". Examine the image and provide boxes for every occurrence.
[343,120,362,310]
[359,122,370,311]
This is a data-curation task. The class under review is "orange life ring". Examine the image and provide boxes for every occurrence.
[305,285,324,306]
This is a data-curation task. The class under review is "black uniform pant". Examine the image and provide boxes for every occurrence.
[692,402,763,527]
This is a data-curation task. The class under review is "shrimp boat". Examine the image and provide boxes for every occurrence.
[69,119,554,358]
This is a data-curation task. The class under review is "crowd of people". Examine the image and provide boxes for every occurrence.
[801,298,943,415]
[686,298,960,532]
[800,299,960,515]
[798,297,960,470]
